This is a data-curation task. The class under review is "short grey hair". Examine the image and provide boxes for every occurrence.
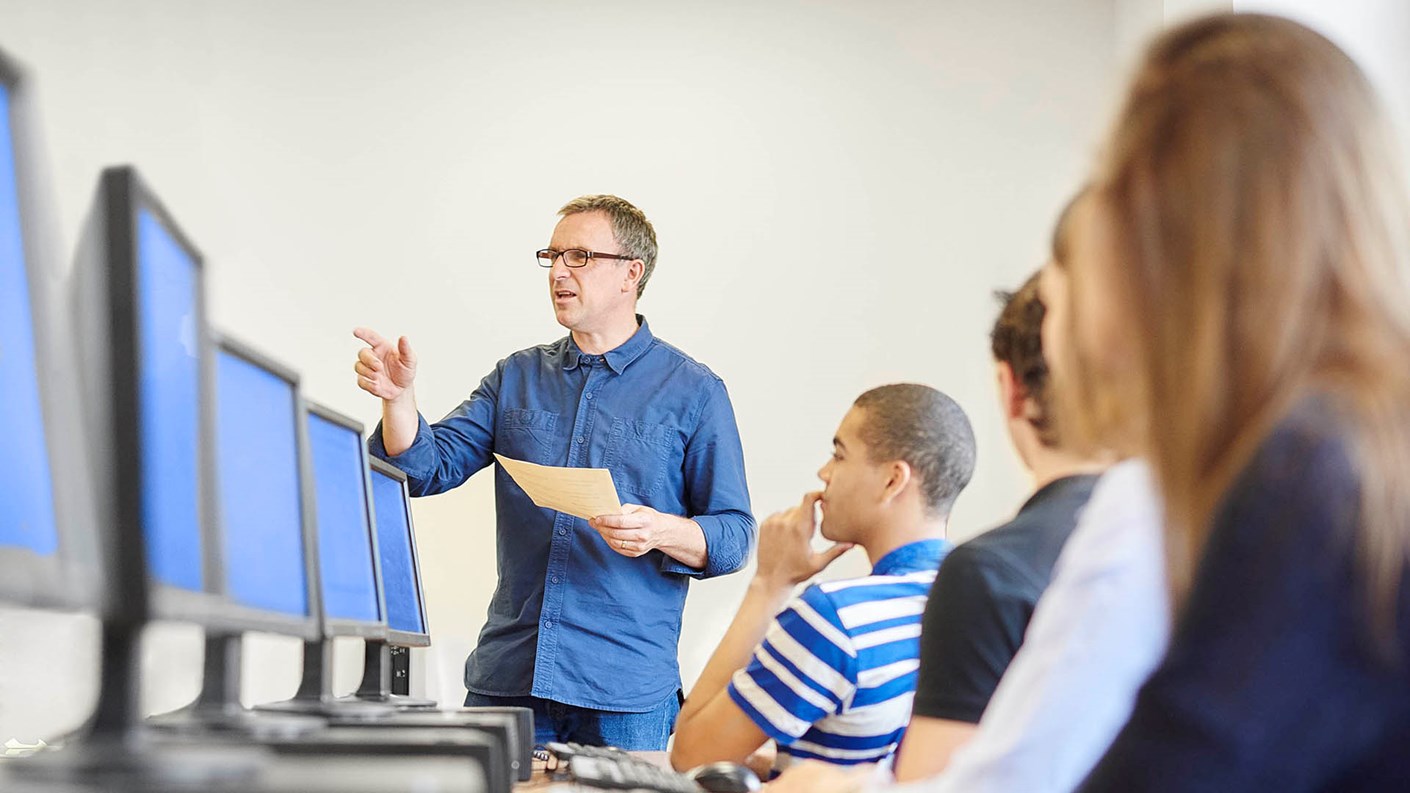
[853,384,976,516]
[558,194,658,299]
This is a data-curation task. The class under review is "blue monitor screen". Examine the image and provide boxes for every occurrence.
[0,83,59,557]
[216,349,308,617]
[370,468,425,636]
[137,208,203,592]
[306,412,380,623]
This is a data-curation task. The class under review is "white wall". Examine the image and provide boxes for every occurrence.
[0,0,1118,742]
[1113,0,1232,65]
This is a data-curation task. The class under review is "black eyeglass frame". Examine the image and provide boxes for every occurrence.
[535,248,636,268]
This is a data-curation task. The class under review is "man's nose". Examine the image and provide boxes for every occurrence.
[548,255,571,279]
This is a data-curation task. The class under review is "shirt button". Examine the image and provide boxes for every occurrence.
[552,576,560,584]
[575,436,585,444]
[558,528,568,536]
[585,393,594,400]
[543,621,552,630]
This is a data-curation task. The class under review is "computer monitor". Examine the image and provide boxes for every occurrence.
[69,165,231,630]
[0,46,97,610]
[367,458,429,645]
[354,458,436,709]
[212,336,321,639]
[305,402,387,639]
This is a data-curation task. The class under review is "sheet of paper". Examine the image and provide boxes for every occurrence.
[493,453,623,520]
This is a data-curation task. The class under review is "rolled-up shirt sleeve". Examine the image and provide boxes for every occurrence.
[661,377,755,578]
[368,366,501,497]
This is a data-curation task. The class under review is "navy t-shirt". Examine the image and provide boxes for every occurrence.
[1082,398,1410,790]
[912,474,1098,723]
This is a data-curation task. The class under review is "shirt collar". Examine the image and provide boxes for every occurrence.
[871,538,951,576]
[1016,473,1101,515]
[562,315,655,374]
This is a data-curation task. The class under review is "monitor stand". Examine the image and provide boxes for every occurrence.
[3,624,269,790]
[251,635,531,782]
[349,638,438,709]
[254,636,398,721]
[147,633,328,739]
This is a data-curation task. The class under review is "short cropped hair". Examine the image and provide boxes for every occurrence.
[990,271,1057,446]
[852,384,976,516]
[558,194,659,299]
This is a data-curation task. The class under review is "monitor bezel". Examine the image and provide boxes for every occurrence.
[368,456,432,649]
[208,334,323,641]
[100,165,231,626]
[0,48,100,611]
[304,400,389,641]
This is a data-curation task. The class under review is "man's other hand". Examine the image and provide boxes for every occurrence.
[591,504,676,558]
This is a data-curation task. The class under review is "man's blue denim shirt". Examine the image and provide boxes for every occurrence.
[368,317,755,711]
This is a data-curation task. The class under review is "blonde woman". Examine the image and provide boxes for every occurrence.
[1062,13,1410,790]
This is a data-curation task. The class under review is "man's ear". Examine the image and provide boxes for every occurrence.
[880,459,914,506]
[622,259,644,294]
[997,361,1027,421]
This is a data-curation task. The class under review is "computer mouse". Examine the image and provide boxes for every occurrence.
[686,761,763,793]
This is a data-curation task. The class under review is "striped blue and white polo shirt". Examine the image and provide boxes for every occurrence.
[727,539,950,772]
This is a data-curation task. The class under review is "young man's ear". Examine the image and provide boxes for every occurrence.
[880,460,914,506]
[996,361,1028,422]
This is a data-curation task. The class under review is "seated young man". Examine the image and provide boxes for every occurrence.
[894,269,1108,781]
[671,383,977,775]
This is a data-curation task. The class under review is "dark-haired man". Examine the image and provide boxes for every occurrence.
[892,270,1108,781]
[672,384,977,776]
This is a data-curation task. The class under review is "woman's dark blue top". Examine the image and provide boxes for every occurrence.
[1082,398,1410,791]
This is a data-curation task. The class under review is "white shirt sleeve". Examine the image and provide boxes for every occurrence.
[882,460,1171,793]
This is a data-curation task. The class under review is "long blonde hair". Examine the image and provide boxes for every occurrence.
[1075,14,1410,637]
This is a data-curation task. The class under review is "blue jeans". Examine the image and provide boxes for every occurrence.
[463,689,681,751]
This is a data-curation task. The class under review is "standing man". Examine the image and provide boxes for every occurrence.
[354,195,755,750]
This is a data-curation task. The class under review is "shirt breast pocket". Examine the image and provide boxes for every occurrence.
[604,418,675,498]
[496,408,559,465]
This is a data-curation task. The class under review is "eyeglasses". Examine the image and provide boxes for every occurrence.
[535,248,635,268]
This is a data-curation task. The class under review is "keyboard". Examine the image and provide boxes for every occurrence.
[545,742,700,793]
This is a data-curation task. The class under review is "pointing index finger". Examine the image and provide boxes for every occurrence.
[353,326,388,349]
